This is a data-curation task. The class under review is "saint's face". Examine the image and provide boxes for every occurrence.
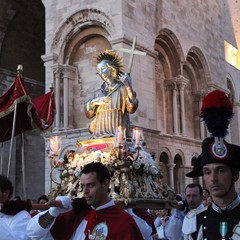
[80,172,109,208]
[203,163,234,199]
[97,60,114,84]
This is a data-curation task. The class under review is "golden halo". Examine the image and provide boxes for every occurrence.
[95,49,124,78]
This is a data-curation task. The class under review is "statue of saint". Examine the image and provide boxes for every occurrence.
[85,50,138,138]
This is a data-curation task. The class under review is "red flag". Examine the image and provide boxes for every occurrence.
[0,75,55,142]
[33,91,55,130]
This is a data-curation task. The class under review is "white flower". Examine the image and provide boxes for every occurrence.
[74,169,81,177]
[61,170,68,177]
[68,169,74,175]
[74,154,80,161]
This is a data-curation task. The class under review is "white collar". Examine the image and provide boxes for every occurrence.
[212,195,240,213]
[91,198,115,211]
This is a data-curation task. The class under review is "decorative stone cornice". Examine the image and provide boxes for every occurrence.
[110,35,157,58]
[62,64,77,80]
[51,8,115,53]
[51,64,76,80]
[164,75,189,89]
[51,64,64,76]
[41,53,58,64]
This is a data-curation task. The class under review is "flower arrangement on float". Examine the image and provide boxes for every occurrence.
[58,146,161,179]
[49,128,176,208]
[58,150,117,179]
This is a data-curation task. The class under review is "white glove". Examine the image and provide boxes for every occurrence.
[49,196,72,217]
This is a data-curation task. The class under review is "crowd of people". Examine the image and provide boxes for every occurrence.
[1,146,240,240]
[149,183,205,239]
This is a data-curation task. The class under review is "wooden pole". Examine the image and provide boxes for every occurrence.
[31,199,182,211]
[0,142,3,174]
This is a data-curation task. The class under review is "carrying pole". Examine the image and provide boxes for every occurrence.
[0,142,3,174]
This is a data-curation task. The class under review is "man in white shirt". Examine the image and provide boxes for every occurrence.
[26,162,144,240]
[0,174,31,240]
[184,183,205,212]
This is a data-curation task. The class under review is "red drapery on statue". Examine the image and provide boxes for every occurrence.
[0,75,55,142]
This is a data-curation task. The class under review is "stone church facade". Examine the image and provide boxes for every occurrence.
[0,0,240,200]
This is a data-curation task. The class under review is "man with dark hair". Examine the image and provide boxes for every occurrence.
[0,174,13,199]
[0,174,31,239]
[37,194,49,204]
[184,183,204,211]
[182,90,240,239]
[182,138,240,239]
[27,162,144,240]
[31,194,49,217]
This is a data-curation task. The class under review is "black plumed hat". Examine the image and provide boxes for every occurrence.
[186,137,240,177]
[186,90,240,178]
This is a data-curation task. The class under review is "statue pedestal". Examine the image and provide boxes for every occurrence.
[50,138,177,209]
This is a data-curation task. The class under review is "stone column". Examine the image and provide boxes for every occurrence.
[165,76,189,136]
[41,54,59,194]
[55,69,61,130]
[41,53,58,92]
[199,91,208,140]
[63,72,69,129]
[167,163,176,190]
[179,83,186,136]
[62,65,76,129]
[177,76,189,136]
[172,82,178,135]
[52,65,63,130]
[199,97,205,140]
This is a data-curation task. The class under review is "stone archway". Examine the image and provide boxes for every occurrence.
[69,32,112,129]
[154,29,185,136]
[51,8,115,63]
[159,152,170,186]
[44,8,116,130]
[173,153,183,194]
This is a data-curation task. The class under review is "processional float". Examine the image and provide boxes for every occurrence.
[44,37,177,210]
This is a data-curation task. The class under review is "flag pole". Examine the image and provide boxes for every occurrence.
[21,133,27,199]
[7,65,23,178]
[7,103,17,178]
